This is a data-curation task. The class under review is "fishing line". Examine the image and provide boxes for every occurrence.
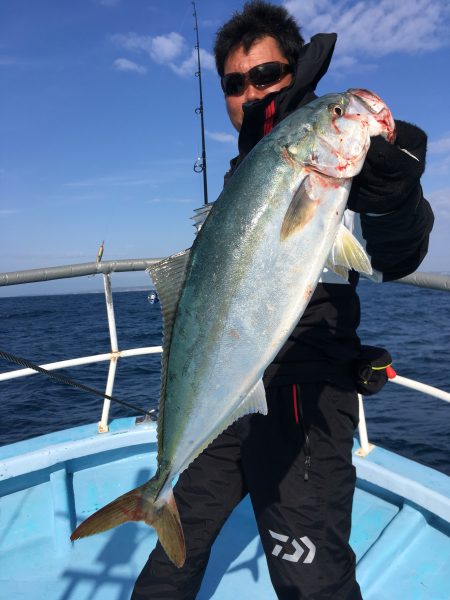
[177,1,192,34]
[0,349,156,419]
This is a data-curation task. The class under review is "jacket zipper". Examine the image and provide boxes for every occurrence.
[293,384,311,481]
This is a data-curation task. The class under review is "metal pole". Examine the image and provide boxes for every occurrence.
[0,258,163,287]
[0,347,162,382]
[98,274,119,432]
[389,374,450,404]
[192,0,209,205]
[356,394,375,457]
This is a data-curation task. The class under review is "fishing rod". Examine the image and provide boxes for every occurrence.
[192,0,209,205]
[0,349,157,420]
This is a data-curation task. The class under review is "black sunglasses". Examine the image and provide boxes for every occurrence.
[221,61,293,97]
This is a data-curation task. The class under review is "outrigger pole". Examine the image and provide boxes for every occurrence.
[192,1,209,205]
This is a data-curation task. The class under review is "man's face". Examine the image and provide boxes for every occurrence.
[223,36,293,132]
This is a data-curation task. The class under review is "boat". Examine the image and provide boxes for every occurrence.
[0,262,449,600]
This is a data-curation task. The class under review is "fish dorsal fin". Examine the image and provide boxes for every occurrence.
[280,175,318,241]
[147,250,191,345]
[326,223,372,278]
[147,250,190,453]
[191,202,215,234]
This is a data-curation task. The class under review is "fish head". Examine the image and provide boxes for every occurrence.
[347,88,396,143]
[281,89,396,179]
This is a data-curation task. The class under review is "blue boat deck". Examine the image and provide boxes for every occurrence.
[1,418,449,600]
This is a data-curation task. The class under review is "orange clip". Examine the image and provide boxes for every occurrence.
[386,365,397,379]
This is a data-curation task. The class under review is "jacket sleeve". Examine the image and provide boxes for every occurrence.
[347,120,434,281]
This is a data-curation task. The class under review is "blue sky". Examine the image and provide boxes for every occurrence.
[1,0,449,296]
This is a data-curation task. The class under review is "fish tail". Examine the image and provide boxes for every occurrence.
[70,479,185,567]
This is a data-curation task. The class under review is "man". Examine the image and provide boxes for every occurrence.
[132,2,433,598]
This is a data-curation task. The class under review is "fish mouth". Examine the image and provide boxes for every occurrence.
[348,88,396,143]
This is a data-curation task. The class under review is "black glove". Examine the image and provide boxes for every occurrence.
[347,120,427,214]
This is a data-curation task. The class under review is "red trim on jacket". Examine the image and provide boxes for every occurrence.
[263,100,276,136]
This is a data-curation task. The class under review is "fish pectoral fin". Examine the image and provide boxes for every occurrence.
[327,223,373,277]
[71,482,186,568]
[280,175,318,241]
[325,262,350,280]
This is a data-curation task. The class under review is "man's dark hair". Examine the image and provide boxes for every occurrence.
[214,1,304,77]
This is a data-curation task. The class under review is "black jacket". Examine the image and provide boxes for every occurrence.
[224,33,434,389]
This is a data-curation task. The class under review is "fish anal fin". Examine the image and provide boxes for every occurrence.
[327,223,373,276]
[280,175,320,241]
[229,379,268,427]
[240,378,268,417]
[201,380,268,445]
[205,380,268,449]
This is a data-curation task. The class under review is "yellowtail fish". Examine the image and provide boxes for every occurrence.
[71,89,396,567]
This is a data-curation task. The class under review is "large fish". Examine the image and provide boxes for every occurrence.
[71,89,396,566]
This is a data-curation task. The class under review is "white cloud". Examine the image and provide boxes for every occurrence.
[168,50,197,77]
[198,48,216,71]
[428,154,450,176]
[427,133,450,175]
[429,134,450,155]
[112,32,215,77]
[112,33,154,55]
[113,58,146,74]
[206,130,237,144]
[150,32,186,64]
[112,32,185,64]
[284,0,450,70]
[427,187,450,219]
[169,48,215,77]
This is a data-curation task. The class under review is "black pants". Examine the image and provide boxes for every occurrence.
[131,383,363,600]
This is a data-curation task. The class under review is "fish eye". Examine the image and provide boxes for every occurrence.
[329,104,344,117]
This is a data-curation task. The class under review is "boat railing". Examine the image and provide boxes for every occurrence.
[0,259,163,433]
[0,261,449,450]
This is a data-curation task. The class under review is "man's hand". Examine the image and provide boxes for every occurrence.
[348,120,427,214]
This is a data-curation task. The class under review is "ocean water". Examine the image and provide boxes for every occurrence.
[0,280,449,476]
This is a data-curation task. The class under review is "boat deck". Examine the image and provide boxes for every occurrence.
[1,417,449,600]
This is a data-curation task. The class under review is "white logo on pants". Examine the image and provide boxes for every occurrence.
[269,530,316,563]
